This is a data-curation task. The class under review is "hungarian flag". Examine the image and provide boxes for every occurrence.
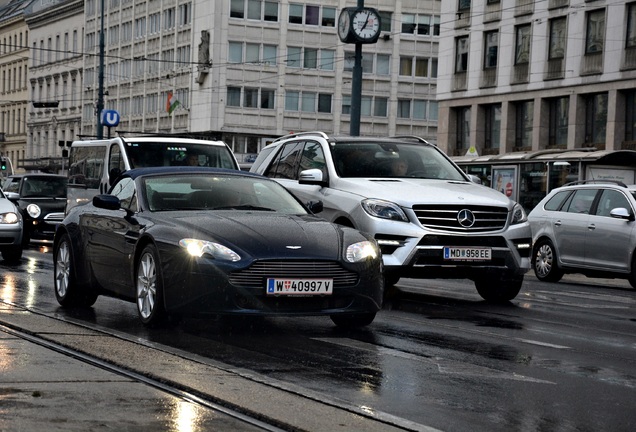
[166,91,180,114]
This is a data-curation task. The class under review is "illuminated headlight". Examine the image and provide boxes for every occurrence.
[0,212,20,224]
[511,203,527,225]
[346,241,379,263]
[179,238,241,262]
[27,203,41,218]
[361,199,408,222]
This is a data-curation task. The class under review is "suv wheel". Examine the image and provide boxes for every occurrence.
[629,253,636,289]
[533,239,564,282]
[474,275,523,302]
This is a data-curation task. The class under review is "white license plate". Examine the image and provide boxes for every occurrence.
[443,247,491,261]
[266,278,333,296]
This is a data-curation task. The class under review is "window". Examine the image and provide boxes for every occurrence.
[342,95,351,115]
[625,90,636,142]
[455,36,469,72]
[377,55,390,75]
[586,9,605,54]
[485,104,501,149]
[402,14,416,34]
[458,0,471,12]
[585,93,607,144]
[286,46,301,68]
[244,88,258,108]
[246,43,260,63]
[322,7,335,27]
[596,190,629,217]
[548,97,569,146]
[484,31,498,69]
[397,99,410,118]
[305,5,319,25]
[515,24,531,64]
[379,11,392,32]
[227,87,241,106]
[399,57,413,76]
[301,92,316,112]
[319,50,334,70]
[247,0,261,20]
[285,91,299,111]
[264,2,278,21]
[549,17,566,59]
[456,106,471,150]
[304,48,317,69]
[229,42,243,63]
[361,96,372,116]
[135,17,146,39]
[515,101,534,148]
[627,3,636,48]
[263,45,277,65]
[178,3,192,26]
[163,8,175,30]
[374,98,388,117]
[415,58,429,77]
[413,100,427,120]
[289,4,303,24]
[318,94,331,113]
[261,89,275,109]
[230,0,244,18]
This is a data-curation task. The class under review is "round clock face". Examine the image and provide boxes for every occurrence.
[352,9,381,41]
[338,9,351,41]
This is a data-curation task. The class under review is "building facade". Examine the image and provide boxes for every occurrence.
[80,0,441,160]
[0,0,33,174]
[25,0,84,172]
[437,0,636,157]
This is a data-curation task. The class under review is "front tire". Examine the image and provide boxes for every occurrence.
[533,239,564,282]
[474,276,523,302]
[53,234,98,307]
[136,244,168,326]
[330,312,376,328]
[629,253,636,289]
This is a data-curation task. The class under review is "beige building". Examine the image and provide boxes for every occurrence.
[0,0,32,174]
[437,0,636,157]
[25,0,84,172]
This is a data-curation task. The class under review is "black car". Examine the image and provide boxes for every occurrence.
[2,174,67,245]
[52,167,383,328]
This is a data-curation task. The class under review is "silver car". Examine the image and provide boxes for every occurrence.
[251,132,532,302]
[0,187,24,261]
[528,181,636,287]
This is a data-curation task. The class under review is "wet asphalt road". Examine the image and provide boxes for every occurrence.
[1,245,635,431]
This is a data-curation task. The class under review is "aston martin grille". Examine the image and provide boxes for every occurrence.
[413,205,508,232]
[229,260,359,288]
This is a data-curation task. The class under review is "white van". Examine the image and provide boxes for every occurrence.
[66,136,239,212]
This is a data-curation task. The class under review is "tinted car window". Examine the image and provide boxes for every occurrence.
[564,189,597,214]
[299,141,327,177]
[544,190,571,211]
[268,141,304,179]
[595,189,630,217]
[111,177,137,211]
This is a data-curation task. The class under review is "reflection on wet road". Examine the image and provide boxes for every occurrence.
[1,247,635,432]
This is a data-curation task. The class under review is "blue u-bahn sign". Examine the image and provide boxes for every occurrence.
[101,109,120,127]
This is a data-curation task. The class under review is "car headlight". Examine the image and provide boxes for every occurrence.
[0,212,20,224]
[361,199,409,222]
[179,238,241,262]
[511,203,527,225]
[27,203,41,218]
[346,240,379,263]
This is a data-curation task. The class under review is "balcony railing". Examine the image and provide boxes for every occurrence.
[511,64,529,84]
[623,47,636,70]
[484,2,501,22]
[548,0,569,9]
[515,0,534,16]
[582,52,603,75]
[453,72,467,91]
[545,58,564,80]
[480,68,497,88]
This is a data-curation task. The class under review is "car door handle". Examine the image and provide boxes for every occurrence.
[588,224,596,230]
[554,220,562,227]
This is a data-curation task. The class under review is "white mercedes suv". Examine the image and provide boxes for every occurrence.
[250,132,532,302]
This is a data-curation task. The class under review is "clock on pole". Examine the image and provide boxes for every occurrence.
[338,7,381,44]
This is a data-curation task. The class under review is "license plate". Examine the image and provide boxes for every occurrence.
[266,278,333,296]
[443,247,491,261]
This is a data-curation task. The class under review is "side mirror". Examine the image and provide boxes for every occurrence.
[299,168,327,186]
[306,200,324,214]
[467,174,482,185]
[93,194,121,211]
[4,191,19,201]
[609,207,634,221]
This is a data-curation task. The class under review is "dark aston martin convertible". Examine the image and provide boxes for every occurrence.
[52,167,383,328]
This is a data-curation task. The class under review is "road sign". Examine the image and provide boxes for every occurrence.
[101,109,120,127]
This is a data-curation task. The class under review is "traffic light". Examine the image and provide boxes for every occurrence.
[0,157,6,171]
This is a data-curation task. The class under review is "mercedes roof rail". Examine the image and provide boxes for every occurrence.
[563,179,627,188]
[272,131,330,143]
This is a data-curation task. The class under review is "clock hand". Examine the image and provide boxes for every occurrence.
[360,12,370,31]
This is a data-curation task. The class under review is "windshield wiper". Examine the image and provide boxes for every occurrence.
[214,205,275,211]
